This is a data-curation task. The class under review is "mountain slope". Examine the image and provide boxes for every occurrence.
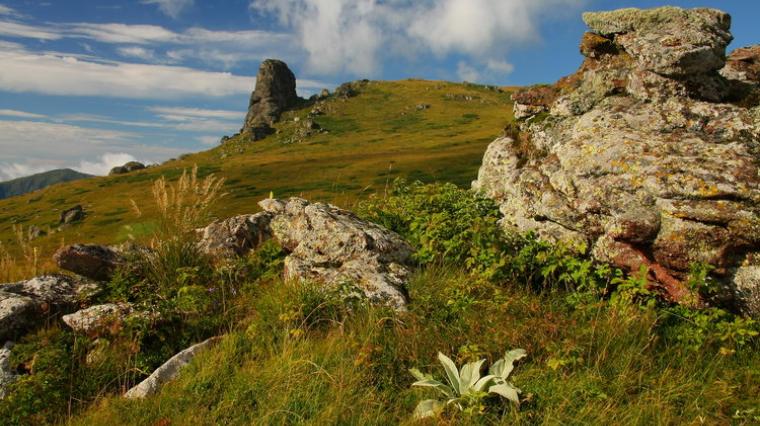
[0,80,512,261]
[0,169,93,200]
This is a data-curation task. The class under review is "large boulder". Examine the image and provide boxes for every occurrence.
[242,59,300,139]
[54,244,124,281]
[474,6,760,315]
[124,336,221,399]
[197,212,272,256]
[259,198,413,310]
[59,205,85,225]
[0,275,100,341]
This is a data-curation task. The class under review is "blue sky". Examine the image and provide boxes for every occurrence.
[0,0,757,179]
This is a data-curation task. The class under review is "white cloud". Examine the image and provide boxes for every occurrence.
[0,47,253,99]
[0,4,15,15]
[148,106,242,120]
[69,23,179,44]
[142,0,194,19]
[250,0,583,78]
[0,109,46,119]
[0,120,183,179]
[77,152,138,176]
[0,20,60,40]
[116,46,158,61]
[456,61,480,82]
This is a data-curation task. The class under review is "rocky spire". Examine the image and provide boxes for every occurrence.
[242,59,300,140]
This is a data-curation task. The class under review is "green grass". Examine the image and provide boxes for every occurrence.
[0,79,512,264]
[71,269,759,425]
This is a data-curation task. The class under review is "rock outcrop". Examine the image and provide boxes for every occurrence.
[242,59,300,140]
[62,303,134,335]
[474,7,760,315]
[0,275,100,341]
[124,336,221,399]
[60,205,85,225]
[260,198,413,310]
[109,161,146,176]
[54,244,124,281]
[198,212,272,256]
[0,342,16,399]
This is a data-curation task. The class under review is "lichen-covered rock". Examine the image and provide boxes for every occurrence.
[62,303,134,335]
[475,6,760,314]
[722,45,760,84]
[0,275,100,341]
[0,341,16,399]
[54,244,124,281]
[124,336,221,399]
[109,161,146,176]
[60,205,85,225]
[242,59,300,139]
[197,212,273,256]
[259,198,413,310]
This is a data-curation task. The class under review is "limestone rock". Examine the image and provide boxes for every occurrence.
[0,342,16,399]
[197,212,273,256]
[475,6,760,314]
[0,275,100,341]
[54,244,124,281]
[242,59,299,139]
[259,198,413,310]
[62,303,134,335]
[109,161,146,176]
[60,205,85,225]
[124,336,221,399]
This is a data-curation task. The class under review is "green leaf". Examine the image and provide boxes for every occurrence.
[409,368,428,381]
[473,374,497,392]
[491,349,527,379]
[411,379,454,398]
[459,358,485,393]
[413,399,444,419]
[489,382,521,405]
[438,352,461,395]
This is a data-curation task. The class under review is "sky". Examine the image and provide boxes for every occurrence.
[0,0,758,180]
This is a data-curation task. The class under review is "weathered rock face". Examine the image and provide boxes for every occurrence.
[259,198,413,310]
[0,275,100,341]
[242,59,299,139]
[60,205,85,225]
[54,244,124,281]
[62,303,134,335]
[722,45,760,83]
[474,6,760,315]
[0,341,16,399]
[197,212,272,256]
[124,336,221,399]
[109,161,146,176]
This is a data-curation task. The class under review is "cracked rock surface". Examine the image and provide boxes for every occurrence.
[474,6,760,315]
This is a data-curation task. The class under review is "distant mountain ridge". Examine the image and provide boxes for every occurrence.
[0,169,93,200]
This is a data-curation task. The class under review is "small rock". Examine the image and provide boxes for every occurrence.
[27,225,46,240]
[59,205,85,225]
[54,244,124,281]
[62,303,134,335]
[415,103,431,111]
[109,161,146,176]
[0,341,16,400]
[124,336,222,399]
[319,88,330,99]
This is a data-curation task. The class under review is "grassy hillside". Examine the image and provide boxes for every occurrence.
[0,169,92,200]
[0,79,511,267]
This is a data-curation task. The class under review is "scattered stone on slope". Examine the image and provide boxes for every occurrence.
[124,336,222,399]
[59,205,85,225]
[109,161,146,176]
[0,275,101,341]
[198,212,273,256]
[27,225,46,240]
[54,244,124,281]
[259,198,413,310]
[242,59,300,140]
[0,341,16,400]
[62,303,134,335]
[474,6,760,315]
